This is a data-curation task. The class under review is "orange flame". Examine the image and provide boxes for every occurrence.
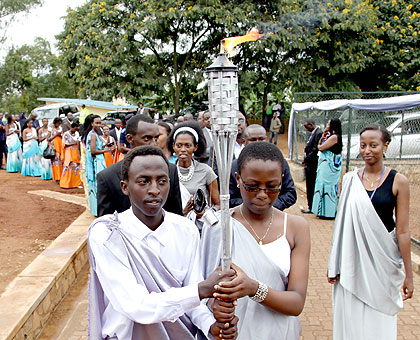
[222,28,264,57]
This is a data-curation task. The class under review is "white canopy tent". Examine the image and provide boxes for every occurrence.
[288,93,420,158]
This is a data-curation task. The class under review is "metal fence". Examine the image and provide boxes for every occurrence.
[290,92,420,240]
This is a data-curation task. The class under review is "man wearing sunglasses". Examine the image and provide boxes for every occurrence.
[229,124,297,210]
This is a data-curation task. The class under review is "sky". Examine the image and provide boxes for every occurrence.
[1,0,87,58]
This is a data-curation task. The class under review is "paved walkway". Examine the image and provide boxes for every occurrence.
[38,188,420,339]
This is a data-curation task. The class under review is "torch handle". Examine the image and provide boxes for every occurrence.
[220,194,231,271]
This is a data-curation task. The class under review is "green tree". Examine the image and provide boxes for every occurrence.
[355,0,420,91]
[219,0,378,119]
[57,0,242,114]
[267,0,420,94]
[57,0,419,120]
[0,38,76,113]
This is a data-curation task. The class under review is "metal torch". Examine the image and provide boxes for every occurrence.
[206,52,239,271]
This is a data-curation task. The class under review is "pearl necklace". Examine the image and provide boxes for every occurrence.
[177,161,195,182]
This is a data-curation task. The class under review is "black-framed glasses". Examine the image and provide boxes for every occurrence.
[238,175,282,194]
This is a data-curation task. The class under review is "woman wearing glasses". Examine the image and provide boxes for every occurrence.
[201,142,310,339]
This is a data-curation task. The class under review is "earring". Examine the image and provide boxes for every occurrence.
[237,183,240,188]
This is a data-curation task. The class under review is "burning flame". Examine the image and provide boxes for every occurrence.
[221,28,264,57]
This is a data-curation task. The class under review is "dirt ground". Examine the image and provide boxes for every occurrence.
[0,171,85,295]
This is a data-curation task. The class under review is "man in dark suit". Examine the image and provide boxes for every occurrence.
[61,113,74,133]
[229,124,297,210]
[109,118,123,145]
[208,111,247,176]
[97,114,183,216]
[301,118,322,213]
[202,110,213,154]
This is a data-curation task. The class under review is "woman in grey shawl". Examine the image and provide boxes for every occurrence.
[328,124,414,340]
[201,142,310,340]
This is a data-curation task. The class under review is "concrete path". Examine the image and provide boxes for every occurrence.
[38,188,420,339]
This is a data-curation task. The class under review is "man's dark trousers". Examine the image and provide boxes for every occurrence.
[305,162,317,211]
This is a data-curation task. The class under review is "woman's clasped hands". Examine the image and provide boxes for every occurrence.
[210,263,260,339]
[213,263,259,302]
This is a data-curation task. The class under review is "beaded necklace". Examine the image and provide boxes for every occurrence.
[177,160,195,182]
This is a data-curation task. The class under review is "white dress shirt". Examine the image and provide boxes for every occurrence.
[115,127,122,143]
[88,208,215,340]
[204,127,213,142]
[234,141,244,159]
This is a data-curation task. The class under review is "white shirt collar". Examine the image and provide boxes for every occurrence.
[234,141,244,158]
[119,208,169,247]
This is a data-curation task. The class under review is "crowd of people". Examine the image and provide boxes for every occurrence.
[0,111,84,189]
[2,107,414,339]
[86,108,413,340]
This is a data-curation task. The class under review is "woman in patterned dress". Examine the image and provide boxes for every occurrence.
[100,125,116,167]
[21,119,42,177]
[38,118,53,180]
[5,115,22,173]
[311,118,343,218]
[86,115,108,216]
[60,122,83,188]
[49,117,63,182]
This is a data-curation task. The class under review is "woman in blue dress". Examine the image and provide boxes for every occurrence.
[5,115,22,173]
[85,115,107,216]
[21,119,42,177]
[38,118,53,180]
[311,118,343,218]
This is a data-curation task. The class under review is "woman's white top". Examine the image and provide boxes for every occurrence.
[260,213,291,277]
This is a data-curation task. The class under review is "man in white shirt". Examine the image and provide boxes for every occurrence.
[88,145,238,340]
[202,111,214,157]
[137,102,145,115]
[234,112,246,159]
[110,118,123,144]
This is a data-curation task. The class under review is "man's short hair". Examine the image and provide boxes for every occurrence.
[237,141,285,174]
[121,146,169,180]
[304,118,315,125]
[126,114,154,135]
[243,124,265,139]
[184,113,194,121]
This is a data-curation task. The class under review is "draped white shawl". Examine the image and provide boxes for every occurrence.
[201,212,301,340]
[328,169,404,316]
